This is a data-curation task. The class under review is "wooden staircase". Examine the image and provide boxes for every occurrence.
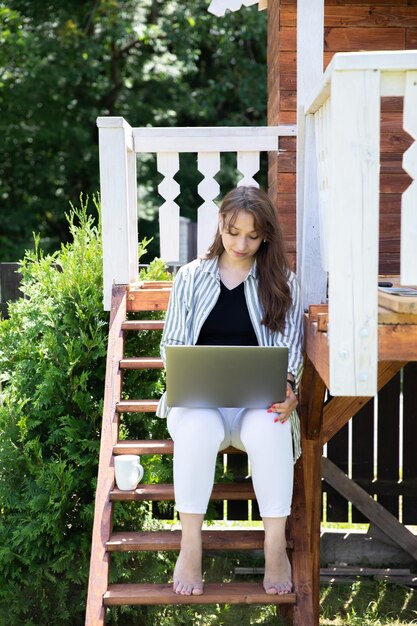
[85,282,313,625]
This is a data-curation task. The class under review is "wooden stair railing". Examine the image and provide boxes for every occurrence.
[85,282,313,625]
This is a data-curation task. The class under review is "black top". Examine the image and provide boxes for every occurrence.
[196,281,258,346]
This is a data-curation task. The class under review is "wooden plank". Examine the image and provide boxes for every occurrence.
[86,285,127,626]
[322,457,417,561]
[106,530,277,552]
[116,400,159,412]
[308,304,328,321]
[378,288,417,313]
[326,424,349,523]
[110,482,256,501]
[351,393,374,523]
[283,6,417,28]
[403,362,417,525]
[379,325,417,359]
[377,369,402,518]
[127,287,171,311]
[325,28,406,51]
[303,315,330,389]
[119,357,164,369]
[113,440,243,455]
[322,361,406,444]
[328,68,380,396]
[104,583,296,606]
[121,320,165,331]
[281,27,406,52]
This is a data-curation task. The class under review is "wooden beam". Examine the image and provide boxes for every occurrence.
[288,457,314,625]
[379,325,417,360]
[86,286,126,626]
[322,457,417,562]
[300,355,327,441]
[303,314,330,389]
[322,361,406,444]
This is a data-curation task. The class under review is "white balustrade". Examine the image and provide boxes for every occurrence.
[305,51,417,396]
[157,153,180,263]
[97,121,296,309]
[197,152,220,256]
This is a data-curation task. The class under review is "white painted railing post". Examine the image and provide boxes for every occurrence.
[296,0,327,311]
[97,117,138,310]
[401,71,417,286]
[328,69,380,396]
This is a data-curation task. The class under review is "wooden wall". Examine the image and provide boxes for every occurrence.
[268,0,417,274]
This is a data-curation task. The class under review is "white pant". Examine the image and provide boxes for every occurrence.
[167,407,294,518]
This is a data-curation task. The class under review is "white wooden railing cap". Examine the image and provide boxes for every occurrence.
[96,116,132,130]
[306,50,417,114]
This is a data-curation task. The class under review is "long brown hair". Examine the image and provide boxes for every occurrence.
[206,186,292,333]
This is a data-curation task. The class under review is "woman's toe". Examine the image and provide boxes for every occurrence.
[192,583,204,596]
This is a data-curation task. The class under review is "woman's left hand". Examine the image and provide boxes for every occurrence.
[267,383,298,424]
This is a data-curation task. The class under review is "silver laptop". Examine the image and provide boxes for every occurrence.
[165,345,288,409]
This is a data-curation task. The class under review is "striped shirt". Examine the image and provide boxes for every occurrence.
[157,256,304,461]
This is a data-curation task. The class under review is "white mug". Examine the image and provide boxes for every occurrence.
[114,455,144,491]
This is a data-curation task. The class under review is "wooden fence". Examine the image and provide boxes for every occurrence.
[2,262,416,526]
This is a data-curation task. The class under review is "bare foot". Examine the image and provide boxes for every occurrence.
[263,536,292,595]
[173,544,204,596]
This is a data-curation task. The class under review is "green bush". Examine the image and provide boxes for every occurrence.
[0,198,169,625]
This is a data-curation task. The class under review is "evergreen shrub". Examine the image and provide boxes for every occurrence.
[0,198,170,625]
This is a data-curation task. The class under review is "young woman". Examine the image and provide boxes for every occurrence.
[157,186,303,597]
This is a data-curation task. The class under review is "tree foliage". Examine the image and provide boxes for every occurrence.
[0,199,171,625]
[0,1,267,261]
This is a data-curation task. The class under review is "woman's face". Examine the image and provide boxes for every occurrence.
[219,210,263,265]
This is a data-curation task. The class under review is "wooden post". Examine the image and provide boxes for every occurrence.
[328,69,380,396]
[85,286,126,626]
[296,0,327,309]
[300,356,326,626]
[96,117,138,311]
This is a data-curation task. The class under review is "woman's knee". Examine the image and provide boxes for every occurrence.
[239,409,292,451]
[167,407,225,445]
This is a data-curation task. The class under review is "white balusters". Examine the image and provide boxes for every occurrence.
[401,71,417,285]
[237,152,260,188]
[197,152,221,256]
[157,153,180,263]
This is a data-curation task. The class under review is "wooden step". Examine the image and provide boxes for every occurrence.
[113,440,245,455]
[116,400,159,413]
[110,482,255,501]
[104,582,296,606]
[106,530,293,552]
[127,286,171,312]
[122,320,165,331]
[120,357,164,369]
